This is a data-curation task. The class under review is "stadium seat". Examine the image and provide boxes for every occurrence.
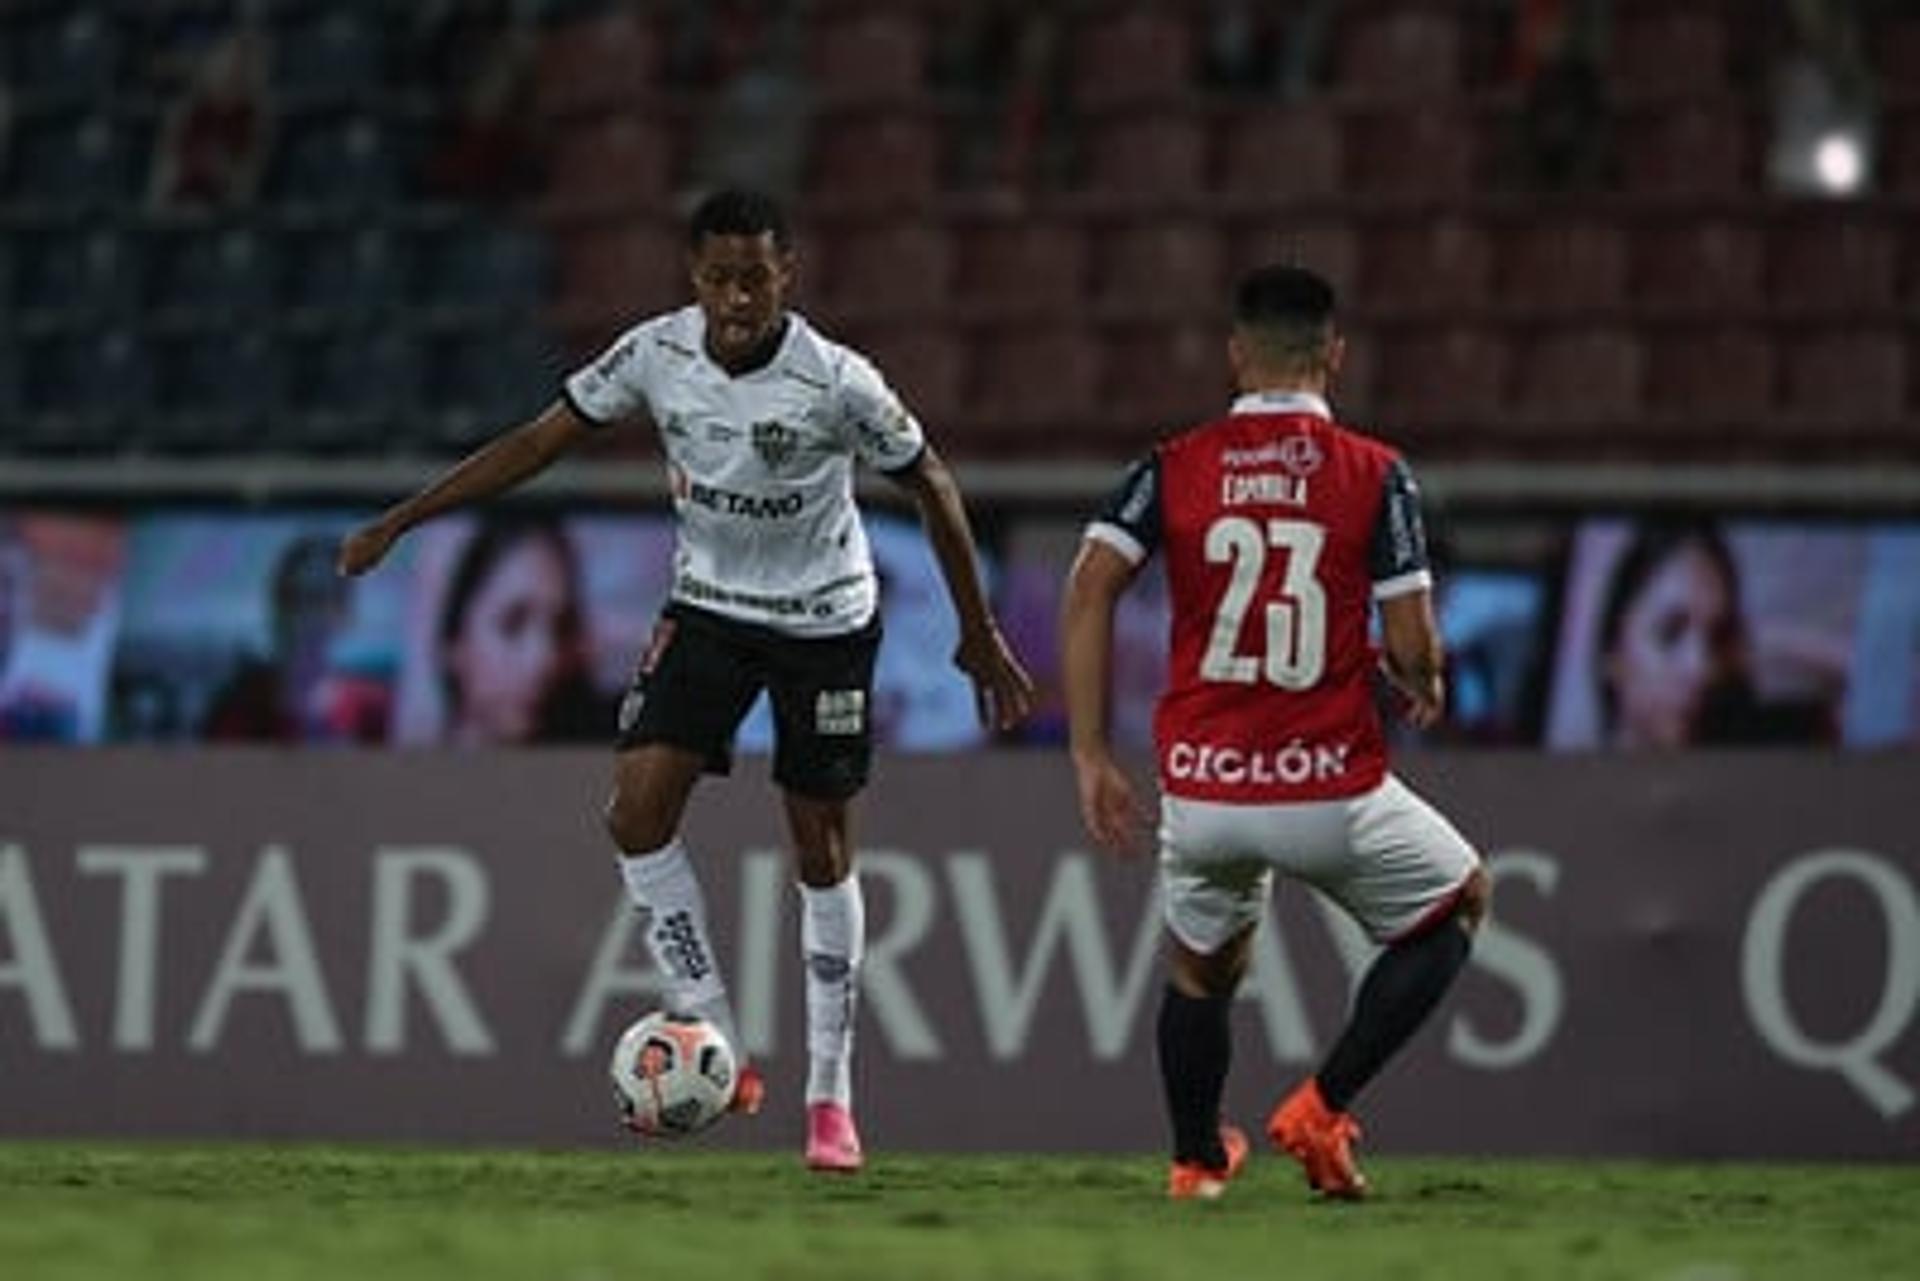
[951,217,1088,321]
[419,321,559,447]
[1883,100,1920,197]
[1765,211,1898,314]
[1511,326,1644,424]
[968,322,1101,437]
[16,324,154,442]
[1101,322,1228,432]
[1335,8,1460,101]
[811,8,927,105]
[550,219,684,330]
[272,6,386,97]
[280,322,420,452]
[4,108,137,209]
[1630,218,1764,312]
[1093,218,1224,320]
[1372,326,1511,425]
[11,224,141,319]
[532,5,660,119]
[1777,328,1906,425]
[850,322,967,424]
[281,224,404,317]
[1070,4,1193,110]
[811,219,954,322]
[542,113,675,216]
[1217,103,1344,203]
[1643,324,1773,418]
[7,3,120,98]
[1345,106,1478,199]
[1607,10,1729,99]
[1496,218,1628,312]
[1617,102,1752,196]
[1357,218,1492,314]
[1081,108,1210,206]
[148,321,281,452]
[409,220,552,312]
[267,111,402,208]
[807,111,940,212]
[146,225,278,319]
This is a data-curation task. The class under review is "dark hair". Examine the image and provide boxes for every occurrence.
[438,515,602,739]
[687,188,791,251]
[1233,264,1337,368]
[1594,519,1753,737]
[1234,264,1337,329]
[1597,521,1742,662]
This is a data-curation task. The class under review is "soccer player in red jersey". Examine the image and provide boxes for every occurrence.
[1062,265,1491,1201]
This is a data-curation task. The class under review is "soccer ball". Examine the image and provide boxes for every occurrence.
[609,1011,738,1138]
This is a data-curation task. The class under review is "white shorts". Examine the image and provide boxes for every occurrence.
[1159,773,1480,952]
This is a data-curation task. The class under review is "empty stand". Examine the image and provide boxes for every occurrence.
[968,322,1102,439]
[1496,218,1628,313]
[1766,210,1899,314]
[807,111,941,212]
[1079,108,1210,206]
[1069,4,1192,110]
[1644,324,1774,419]
[852,322,967,423]
[811,218,954,321]
[1630,218,1764,312]
[542,113,675,216]
[1345,105,1479,199]
[1511,326,1645,424]
[1335,8,1460,101]
[1617,102,1753,197]
[1092,218,1224,319]
[951,217,1088,321]
[811,8,927,105]
[1217,103,1344,203]
[531,5,659,120]
[1358,217,1492,313]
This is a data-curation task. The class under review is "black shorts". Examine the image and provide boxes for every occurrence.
[615,602,882,800]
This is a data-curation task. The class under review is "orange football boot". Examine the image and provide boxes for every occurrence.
[1166,1123,1250,1201]
[1267,1079,1368,1200]
[730,1063,766,1116]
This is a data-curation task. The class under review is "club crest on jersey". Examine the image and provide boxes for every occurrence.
[1278,434,1324,476]
[752,420,801,470]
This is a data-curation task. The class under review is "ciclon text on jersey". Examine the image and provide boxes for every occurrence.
[1165,738,1352,787]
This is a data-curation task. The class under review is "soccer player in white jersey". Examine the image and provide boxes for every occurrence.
[339,189,1034,1172]
[1062,266,1490,1200]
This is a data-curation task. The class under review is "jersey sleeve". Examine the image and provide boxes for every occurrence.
[1369,455,1433,599]
[836,350,927,474]
[1084,454,1162,565]
[561,325,651,428]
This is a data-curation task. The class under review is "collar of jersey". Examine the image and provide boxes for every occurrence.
[1230,390,1331,419]
[696,311,796,379]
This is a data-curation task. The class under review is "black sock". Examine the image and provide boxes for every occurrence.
[1317,917,1472,1113]
[1157,986,1233,1167]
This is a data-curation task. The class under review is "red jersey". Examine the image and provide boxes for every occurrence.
[1087,391,1432,803]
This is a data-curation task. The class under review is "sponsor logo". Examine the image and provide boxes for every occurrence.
[1166,739,1352,786]
[1222,435,1324,476]
[815,689,866,736]
[669,466,804,520]
[651,909,712,983]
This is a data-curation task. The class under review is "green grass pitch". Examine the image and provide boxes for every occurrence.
[2,1143,1915,1281]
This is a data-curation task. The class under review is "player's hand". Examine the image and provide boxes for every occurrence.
[336,518,400,577]
[954,623,1036,732]
[1073,750,1150,858]
[1382,665,1444,730]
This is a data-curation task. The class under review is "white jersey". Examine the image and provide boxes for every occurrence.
[563,307,926,637]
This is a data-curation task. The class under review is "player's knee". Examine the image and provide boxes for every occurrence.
[1456,865,1492,934]
[1169,929,1251,999]
[604,787,673,855]
[785,792,853,887]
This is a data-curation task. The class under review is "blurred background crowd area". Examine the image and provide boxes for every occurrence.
[0,0,1914,463]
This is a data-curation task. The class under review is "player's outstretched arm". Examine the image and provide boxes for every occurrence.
[887,445,1035,731]
[1379,589,1447,730]
[337,399,593,577]
[1062,539,1150,857]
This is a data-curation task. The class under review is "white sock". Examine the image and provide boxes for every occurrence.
[800,874,864,1107]
[618,840,741,1054]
